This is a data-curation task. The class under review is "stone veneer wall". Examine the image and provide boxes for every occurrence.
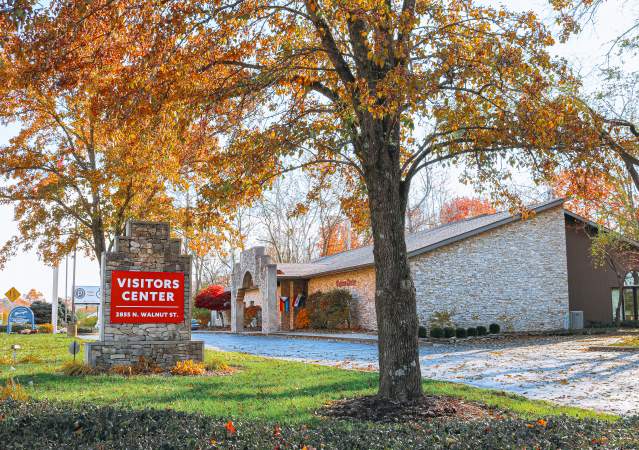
[411,206,570,331]
[231,247,279,333]
[85,221,203,369]
[307,268,377,330]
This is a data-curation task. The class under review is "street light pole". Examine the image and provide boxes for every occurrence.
[68,236,78,337]
[52,265,59,334]
[64,254,68,324]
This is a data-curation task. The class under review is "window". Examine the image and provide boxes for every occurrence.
[611,287,638,322]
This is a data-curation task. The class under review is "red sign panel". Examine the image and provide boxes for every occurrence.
[110,270,184,323]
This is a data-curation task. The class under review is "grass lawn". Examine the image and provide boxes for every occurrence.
[0,333,614,424]
[614,336,639,347]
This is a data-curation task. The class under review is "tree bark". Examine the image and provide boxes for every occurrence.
[364,139,423,401]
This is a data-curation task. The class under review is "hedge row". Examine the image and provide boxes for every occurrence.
[1,400,638,449]
[424,323,500,339]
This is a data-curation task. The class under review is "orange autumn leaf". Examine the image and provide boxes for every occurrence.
[224,420,236,434]
[440,197,496,224]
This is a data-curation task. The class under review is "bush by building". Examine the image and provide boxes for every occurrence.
[489,323,501,334]
[467,327,477,337]
[294,308,311,329]
[443,327,455,338]
[476,325,488,336]
[430,327,444,338]
[455,328,467,338]
[306,289,354,329]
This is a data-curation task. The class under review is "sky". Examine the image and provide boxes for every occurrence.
[0,0,634,302]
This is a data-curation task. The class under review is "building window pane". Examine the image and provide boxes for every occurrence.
[624,288,636,321]
[612,288,620,322]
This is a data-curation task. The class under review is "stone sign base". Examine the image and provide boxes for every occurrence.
[85,340,204,370]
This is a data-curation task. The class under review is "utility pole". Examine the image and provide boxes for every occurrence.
[68,230,78,337]
[52,265,59,334]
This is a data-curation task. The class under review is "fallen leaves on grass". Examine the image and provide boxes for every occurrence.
[0,378,28,401]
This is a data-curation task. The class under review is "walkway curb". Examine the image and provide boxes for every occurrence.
[587,346,639,352]
[194,330,435,346]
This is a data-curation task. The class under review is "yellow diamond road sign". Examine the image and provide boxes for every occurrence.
[5,287,20,302]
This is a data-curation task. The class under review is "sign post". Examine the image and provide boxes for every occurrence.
[5,287,21,303]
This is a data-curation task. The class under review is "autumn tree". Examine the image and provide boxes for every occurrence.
[9,0,590,402]
[0,7,228,267]
[551,0,638,50]
[24,288,44,303]
[439,197,496,224]
[549,2,639,199]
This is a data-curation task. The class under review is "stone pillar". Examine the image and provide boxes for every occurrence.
[230,247,280,334]
[85,221,204,369]
[262,264,279,334]
[231,294,244,333]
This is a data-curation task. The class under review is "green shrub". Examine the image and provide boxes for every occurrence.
[476,325,488,336]
[429,327,443,338]
[78,316,98,329]
[193,307,211,325]
[443,327,455,338]
[489,323,501,334]
[418,326,428,338]
[467,327,477,337]
[455,328,467,338]
[306,289,354,329]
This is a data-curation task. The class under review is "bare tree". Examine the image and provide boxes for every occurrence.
[405,168,450,234]
[255,177,319,263]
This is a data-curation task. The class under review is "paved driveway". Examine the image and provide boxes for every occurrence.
[194,332,639,415]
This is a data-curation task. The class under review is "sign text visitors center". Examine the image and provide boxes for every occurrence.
[110,270,184,323]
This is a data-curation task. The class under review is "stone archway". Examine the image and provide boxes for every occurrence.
[231,247,279,334]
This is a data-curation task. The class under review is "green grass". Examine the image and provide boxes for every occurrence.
[0,334,616,423]
[614,336,639,347]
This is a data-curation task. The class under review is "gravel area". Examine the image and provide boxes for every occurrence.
[194,332,639,415]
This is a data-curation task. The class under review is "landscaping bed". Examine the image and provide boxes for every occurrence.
[0,399,637,449]
[318,394,492,422]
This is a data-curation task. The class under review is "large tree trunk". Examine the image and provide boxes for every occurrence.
[364,140,423,402]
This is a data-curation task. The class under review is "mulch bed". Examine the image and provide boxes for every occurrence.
[318,395,495,423]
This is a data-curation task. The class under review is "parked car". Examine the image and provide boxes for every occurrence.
[191,319,200,330]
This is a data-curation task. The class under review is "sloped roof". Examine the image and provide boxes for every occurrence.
[276,198,565,279]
